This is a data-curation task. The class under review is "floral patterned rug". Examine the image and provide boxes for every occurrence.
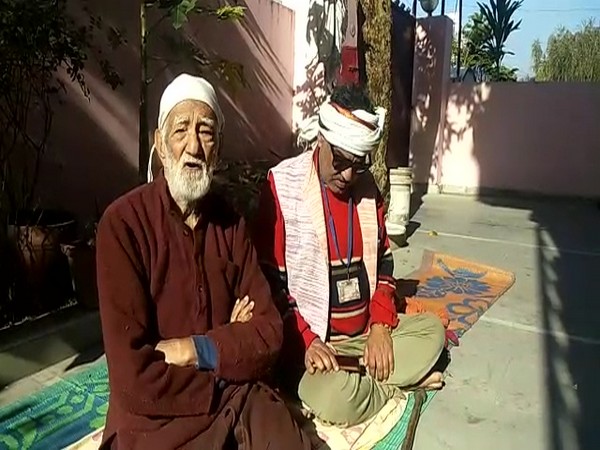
[401,250,516,340]
[0,250,514,450]
[370,250,516,450]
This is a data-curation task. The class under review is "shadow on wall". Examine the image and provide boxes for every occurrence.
[305,0,347,92]
[408,22,439,216]
[438,80,600,449]
[439,82,488,192]
[36,0,296,221]
[294,61,327,135]
[291,0,343,144]
[465,84,600,450]
[36,0,141,221]
[166,0,295,162]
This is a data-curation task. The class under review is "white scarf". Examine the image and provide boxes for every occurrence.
[297,99,386,157]
[147,74,224,182]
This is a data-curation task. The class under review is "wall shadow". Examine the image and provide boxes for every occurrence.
[477,196,600,450]
[38,0,298,225]
[467,84,600,450]
[450,83,600,198]
[408,22,440,218]
[305,0,347,93]
[291,0,345,145]
[148,0,296,163]
[32,0,140,221]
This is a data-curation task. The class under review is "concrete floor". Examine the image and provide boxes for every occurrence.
[398,194,600,450]
[2,193,599,450]
[0,347,104,406]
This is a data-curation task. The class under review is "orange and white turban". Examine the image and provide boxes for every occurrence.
[297,98,386,157]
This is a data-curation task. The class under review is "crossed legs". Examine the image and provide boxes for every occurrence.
[297,313,445,426]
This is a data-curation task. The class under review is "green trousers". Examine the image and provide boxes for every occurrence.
[297,313,445,427]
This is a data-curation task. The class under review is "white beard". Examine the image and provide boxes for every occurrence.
[163,149,214,205]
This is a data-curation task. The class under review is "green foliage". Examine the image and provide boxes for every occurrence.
[453,0,522,82]
[453,12,494,81]
[157,0,246,30]
[160,34,247,91]
[0,0,91,212]
[169,0,198,29]
[532,20,600,82]
[147,0,246,82]
[478,0,522,61]
[0,0,89,99]
[213,159,271,219]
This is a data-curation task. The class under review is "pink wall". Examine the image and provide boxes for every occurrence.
[409,18,600,199]
[36,0,295,220]
[409,17,453,185]
[440,82,600,198]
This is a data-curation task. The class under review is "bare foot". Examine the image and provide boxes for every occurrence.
[406,371,444,391]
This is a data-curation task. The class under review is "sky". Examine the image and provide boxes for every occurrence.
[408,0,600,77]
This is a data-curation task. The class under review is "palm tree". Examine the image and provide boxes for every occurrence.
[477,0,523,78]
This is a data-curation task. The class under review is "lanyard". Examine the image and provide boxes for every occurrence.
[321,181,353,273]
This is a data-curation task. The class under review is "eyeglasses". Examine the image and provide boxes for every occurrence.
[332,149,371,174]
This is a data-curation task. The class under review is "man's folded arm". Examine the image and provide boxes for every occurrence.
[207,217,284,383]
[96,209,215,417]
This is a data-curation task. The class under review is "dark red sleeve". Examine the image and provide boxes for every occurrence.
[253,173,318,350]
[96,206,215,417]
[368,191,399,329]
[206,216,284,383]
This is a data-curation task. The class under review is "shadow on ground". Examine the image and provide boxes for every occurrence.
[410,74,600,450]
[477,195,600,450]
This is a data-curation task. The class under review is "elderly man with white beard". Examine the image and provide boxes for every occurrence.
[95,74,311,450]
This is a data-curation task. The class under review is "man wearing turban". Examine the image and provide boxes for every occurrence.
[96,74,311,449]
[253,84,445,427]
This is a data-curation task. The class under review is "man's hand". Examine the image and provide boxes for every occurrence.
[364,324,394,382]
[305,338,339,374]
[230,295,254,323]
[155,337,197,367]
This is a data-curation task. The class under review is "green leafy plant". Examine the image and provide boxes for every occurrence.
[213,159,271,220]
[452,1,522,82]
[532,19,600,82]
[477,0,522,80]
[0,0,99,324]
[0,0,91,218]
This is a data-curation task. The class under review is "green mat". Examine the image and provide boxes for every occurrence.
[0,359,432,450]
[0,362,108,450]
[374,390,436,449]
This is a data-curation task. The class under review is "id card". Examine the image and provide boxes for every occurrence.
[337,277,361,303]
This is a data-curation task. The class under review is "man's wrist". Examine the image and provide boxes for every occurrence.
[183,337,199,366]
[370,323,392,334]
[191,336,218,369]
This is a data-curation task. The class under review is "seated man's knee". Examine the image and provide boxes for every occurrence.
[298,372,370,427]
[419,312,446,349]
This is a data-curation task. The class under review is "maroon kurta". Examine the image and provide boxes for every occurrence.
[96,174,310,449]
